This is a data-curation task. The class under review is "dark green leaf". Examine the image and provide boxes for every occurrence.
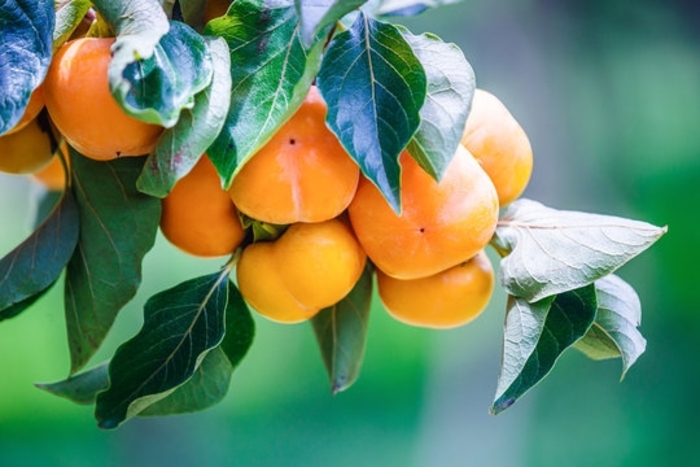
[95,271,230,429]
[0,190,79,320]
[311,265,372,394]
[137,36,232,197]
[53,0,92,51]
[138,347,232,416]
[220,281,255,368]
[35,363,110,405]
[0,0,54,135]
[205,0,324,187]
[115,20,213,127]
[137,281,254,416]
[32,188,63,229]
[493,199,668,303]
[491,285,597,414]
[65,149,161,373]
[317,12,426,213]
[294,0,368,46]
[574,274,646,379]
[401,29,474,180]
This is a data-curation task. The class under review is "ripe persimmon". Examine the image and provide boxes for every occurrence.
[348,145,499,280]
[160,155,245,257]
[4,84,45,136]
[461,89,533,207]
[44,37,163,161]
[236,242,318,324]
[377,250,494,329]
[228,86,360,225]
[236,218,366,323]
[31,141,70,190]
[274,219,367,310]
[0,116,54,174]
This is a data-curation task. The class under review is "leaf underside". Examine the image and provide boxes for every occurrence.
[311,265,373,394]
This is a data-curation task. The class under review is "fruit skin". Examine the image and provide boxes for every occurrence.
[31,142,69,190]
[377,250,494,329]
[160,155,245,257]
[3,84,45,136]
[44,37,163,161]
[0,116,54,174]
[236,218,366,323]
[348,145,499,280]
[236,241,319,324]
[275,219,367,310]
[461,88,533,207]
[229,86,360,225]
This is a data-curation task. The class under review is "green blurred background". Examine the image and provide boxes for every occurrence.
[1,0,698,465]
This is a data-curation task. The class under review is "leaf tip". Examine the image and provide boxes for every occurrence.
[489,397,515,415]
[97,417,119,430]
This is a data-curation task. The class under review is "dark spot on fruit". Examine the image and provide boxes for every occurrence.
[116,151,121,157]
[419,227,425,233]
[289,138,296,145]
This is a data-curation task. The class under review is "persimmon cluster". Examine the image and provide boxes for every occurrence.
[0,34,533,330]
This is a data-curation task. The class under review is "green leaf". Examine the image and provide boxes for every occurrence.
[294,0,368,46]
[0,0,54,135]
[91,0,169,113]
[65,149,161,374]
[368,0,463,17]
[35,363,110,405]
[0,190,79,320]
[491,285,598,414]
[219,281,256,368]
[317,12,426,213]
[137,347,233,416]
[204,0,324,187]
[95,271,230,429]
[114,20,214,127]
[574,275,646,379]
[137,281,254,416]
[53,0,92,51]
[311,265,372,394]
[136,36,232,197]
[493,199,668,303]
[401,29,475,180]
[32,189,63,229]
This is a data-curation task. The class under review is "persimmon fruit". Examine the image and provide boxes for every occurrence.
[160,155,245,257]
[377,250,494,329]
[236,242,318,324]
[0,116,54,174]
[44,37,163,161]
[236,218,366,323]
[228,86,360,225]
[461,88,533,207]
[348,145,499,280]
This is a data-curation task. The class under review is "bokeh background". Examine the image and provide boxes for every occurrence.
[1,0,698,465]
